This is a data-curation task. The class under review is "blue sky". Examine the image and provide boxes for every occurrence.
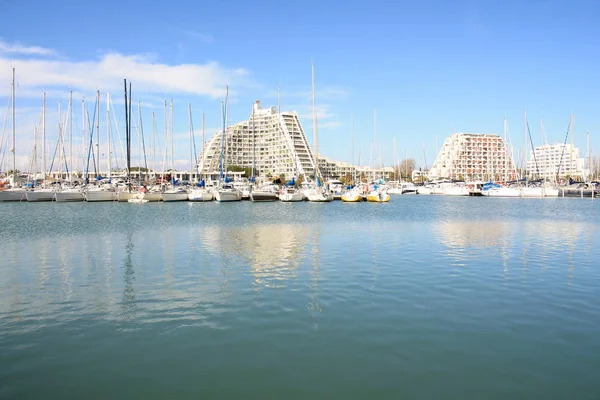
[1,0,599,171]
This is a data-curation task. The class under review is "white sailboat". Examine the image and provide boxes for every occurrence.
[0,67,26,202]
[188,110,213,201]
[342,112,362,202]
[54,92,84,202]
[215,87,242,202]
[306,61,332,203]
[26,92,55,202]
[85,92,116,201]
[161,100,188,202]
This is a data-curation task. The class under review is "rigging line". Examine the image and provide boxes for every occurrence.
[0,91,12,173]
[525,117,540,179]
[139,107,149,177]
[556,116,572,182]
[108,94,126,172]
[85,103,98,183]
[190,109,198,179]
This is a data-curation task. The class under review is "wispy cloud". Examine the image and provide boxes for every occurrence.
[0,39,55,56]
[183,30,214,44]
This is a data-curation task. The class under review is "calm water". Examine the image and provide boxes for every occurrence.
[1,197,599,398]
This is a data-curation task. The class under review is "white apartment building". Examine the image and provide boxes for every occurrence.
[198,101,317,179]
[197,101,394,182]
[526,143,587,180]
[429,133,517,181]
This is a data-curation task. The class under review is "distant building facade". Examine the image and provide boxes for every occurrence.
[197,100,393,182]
[429,133,517,181]
[526,143,587,180]
[198,101,317,179]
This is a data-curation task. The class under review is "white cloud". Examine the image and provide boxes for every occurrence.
[0,39,56,56]
[0,41,250,99]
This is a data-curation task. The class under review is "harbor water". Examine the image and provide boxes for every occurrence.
[1,197,599,398]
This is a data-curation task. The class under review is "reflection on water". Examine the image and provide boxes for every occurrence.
[0,200,599,398]
[434,220,596,278]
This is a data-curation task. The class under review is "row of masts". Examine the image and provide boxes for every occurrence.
[1,71,210,186]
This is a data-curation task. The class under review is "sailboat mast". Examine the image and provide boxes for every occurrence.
[106,93,111,180]
[201,112,205,178]
[311,60,318,178]
[188,103,193,182]
[42,91,46,186]
[11,67,15,183]
[69,90,73,184]
[95,90,100,179]
[152,112,156,177]
[351,112,355,184]
[219,101,224,183]
[138,101,142,179]
[81,97,85,181]
[251,104,255,178]
[587,131,590,182]
[503,117,508,182]
[570,114,574,179]
[223,87,229,178]
[170,100,174,180]
[124,79,130,184]
[58,101,62,180]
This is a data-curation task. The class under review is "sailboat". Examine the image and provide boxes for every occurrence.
[305,61,332,202]
[161,100,188,202]
[280,177,304,202]
[26,92,55,202]
[0,68,26,202]
[54,92,84,202]
[214,87,242,202]
[341,113,362,202]
[365,110,389,202]
[86,92,117,201]
[188,111,213,201]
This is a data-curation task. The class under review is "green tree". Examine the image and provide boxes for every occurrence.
[227,165,253,177]
[340,173,353,186]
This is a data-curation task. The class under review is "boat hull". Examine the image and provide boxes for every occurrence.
[116,191,134,202]
[161,192,189,202]
[366,192,390,202]
[54,190,84,202]
[26,190,55,202]
[0,189,26,202]
[250,191,278,202]
[188,190,213,201]
[279,192,304,202]
[143,192,162,202]
[482,188,521,197]
[214,190,242,202]
[85,190,116,202]
[341,191,362,202]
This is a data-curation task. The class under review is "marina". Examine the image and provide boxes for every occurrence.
[2,0,600,395]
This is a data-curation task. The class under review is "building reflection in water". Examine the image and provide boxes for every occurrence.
[199,223,312,289]
[434,219,596,278]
